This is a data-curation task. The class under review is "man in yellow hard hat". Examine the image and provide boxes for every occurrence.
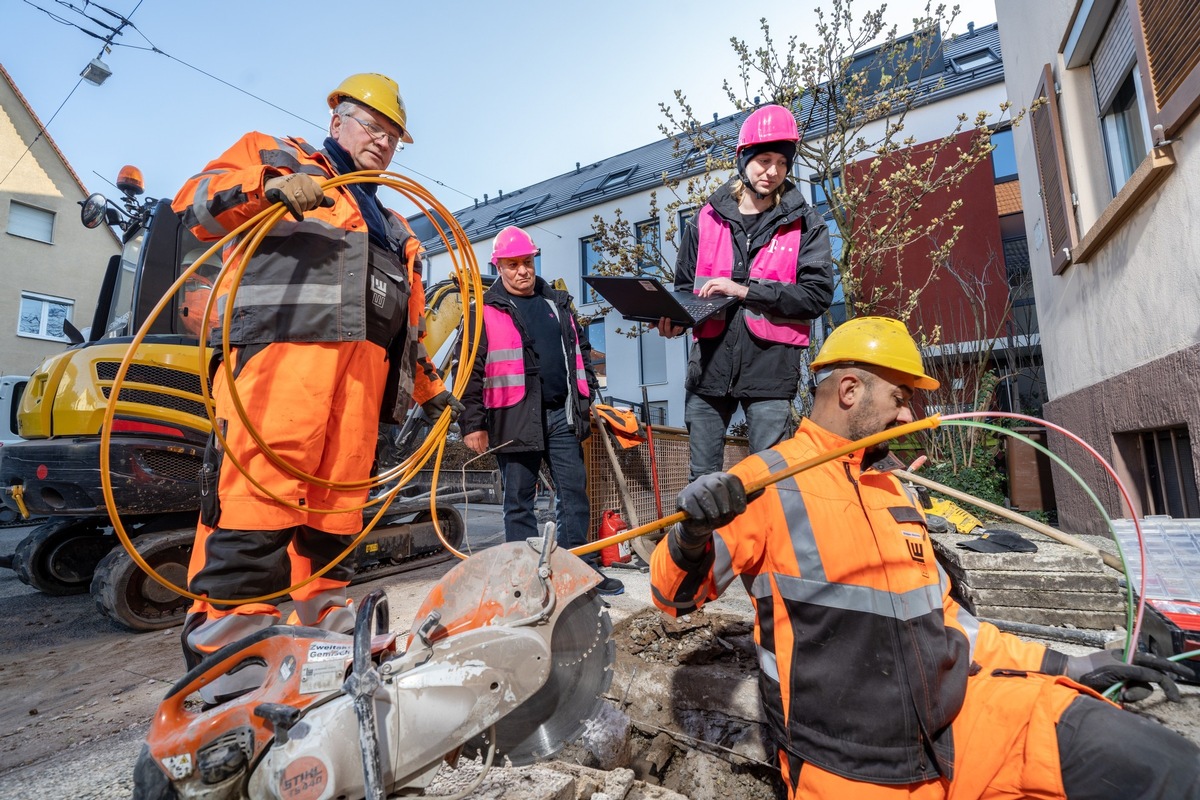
[651,316,1199,799]
[171,73,460,695]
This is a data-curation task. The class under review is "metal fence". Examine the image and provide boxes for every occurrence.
[583,422,749,542]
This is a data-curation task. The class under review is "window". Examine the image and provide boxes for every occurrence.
[810,173,841,218]
[1066,0,1200,150]
[684,142,720,169]
[588,319,606,384]
[811,174,845,267]
[638,329,667,385]
[950,48,999,73]
[1126,426,1199,517]
[7,379,27,436]
[573,167,636,198]
[991,128,1018,182]
[7,201,54,243]
[1100,69,1151,194]
[1003,235,1032,290]
[491,194,549,227]
[1088,2,1151,195]
[678,208,697,237]
[19,292,73,341]
[600,166,636,191]
[573,173,607,197]
[635,218,660,274]
[580,236,602,302]
[646,400,668,426]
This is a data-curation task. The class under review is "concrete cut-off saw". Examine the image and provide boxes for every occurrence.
[132,532,614,799]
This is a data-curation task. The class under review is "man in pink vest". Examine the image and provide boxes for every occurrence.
[658,104,834,480]
[459,226,623,594]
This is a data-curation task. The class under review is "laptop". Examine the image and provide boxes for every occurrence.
[583,275,738,327]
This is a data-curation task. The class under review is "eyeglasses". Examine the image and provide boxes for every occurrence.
[343,114,402,147]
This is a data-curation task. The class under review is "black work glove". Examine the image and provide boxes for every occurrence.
[421,390,465,422]
[264,173,334,221]
[672,472,747,556]
[1063,649,1196,703]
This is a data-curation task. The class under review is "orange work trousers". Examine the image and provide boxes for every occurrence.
[212,340,387,535]
[779,670,1094,799]
[187,340,388,618]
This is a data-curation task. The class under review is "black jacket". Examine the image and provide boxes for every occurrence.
[458,278,599,453]
[674,179,834,398]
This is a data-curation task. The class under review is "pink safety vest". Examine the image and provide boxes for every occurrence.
[482,303,591,409]
[692,205,811,345]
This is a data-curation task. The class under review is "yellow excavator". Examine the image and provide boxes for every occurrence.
[0,167,479,631]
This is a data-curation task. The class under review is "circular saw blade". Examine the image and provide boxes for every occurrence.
[480,591,614,765]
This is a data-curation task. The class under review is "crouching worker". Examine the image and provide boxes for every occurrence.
[172,73,461,695]
[650,315,1200,799]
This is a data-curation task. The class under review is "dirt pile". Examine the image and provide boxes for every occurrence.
[561,607,783,800]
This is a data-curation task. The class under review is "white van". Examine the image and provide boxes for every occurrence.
[0,375,29,447]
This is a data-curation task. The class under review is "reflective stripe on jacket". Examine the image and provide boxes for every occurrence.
[650,418,1049,784]
[694,205,810,345]
[171,131,444,416]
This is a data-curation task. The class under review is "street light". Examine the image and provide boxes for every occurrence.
[80,57,112,87]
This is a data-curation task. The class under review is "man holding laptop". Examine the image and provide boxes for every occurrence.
[656,104,834,479]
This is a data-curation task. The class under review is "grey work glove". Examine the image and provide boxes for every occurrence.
[673,472,748,556]
[264,173,334,221]
[1062,649,1196,703]
[421,390,465,422]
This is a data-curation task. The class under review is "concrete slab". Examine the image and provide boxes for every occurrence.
[931,529,1128,629]
[972,606,1128,628]
[959,587,1124,611]
[936,569,1117,591]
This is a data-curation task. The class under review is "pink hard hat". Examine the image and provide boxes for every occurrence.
[490,225,539,266]
[736,104,800,152]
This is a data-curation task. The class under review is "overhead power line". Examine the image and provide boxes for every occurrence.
[17,1,480,205]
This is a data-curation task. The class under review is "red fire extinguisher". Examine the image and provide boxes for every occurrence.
[599,509,631,567]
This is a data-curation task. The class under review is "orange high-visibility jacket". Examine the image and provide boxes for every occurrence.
[171,132,444,417]
[651,418,1050,784]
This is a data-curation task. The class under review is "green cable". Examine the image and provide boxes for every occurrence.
[938,419,1138,654]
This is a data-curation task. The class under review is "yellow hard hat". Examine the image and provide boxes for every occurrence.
[328,73,414,144]
[811,316,940,390]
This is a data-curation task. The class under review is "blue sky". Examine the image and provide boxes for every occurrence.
[4,0,996,218]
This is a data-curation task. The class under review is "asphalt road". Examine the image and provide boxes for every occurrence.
[0,503,515,798]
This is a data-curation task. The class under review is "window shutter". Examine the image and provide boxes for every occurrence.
[1092,0,1136,112]
[1135,0,1200,136]
[7,201,55,243]
[1031,65,1078,275]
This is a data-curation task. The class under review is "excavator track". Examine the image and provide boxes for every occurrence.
[348,504,468,584]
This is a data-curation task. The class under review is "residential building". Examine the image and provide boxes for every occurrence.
[996,0,1200,531]
[0,63,117,376]
[412,21,1033,431]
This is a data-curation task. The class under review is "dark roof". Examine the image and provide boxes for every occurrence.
[411,22,1004,253]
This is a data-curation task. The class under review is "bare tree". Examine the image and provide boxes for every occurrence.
[591,1,1023,331]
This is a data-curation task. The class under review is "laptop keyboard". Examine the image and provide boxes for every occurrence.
[676,295,726,319]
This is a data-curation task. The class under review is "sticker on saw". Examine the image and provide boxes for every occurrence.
[307,642,353,661]
[160,752,193,780]
[300,661,345,695]
[278,756,328,800]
